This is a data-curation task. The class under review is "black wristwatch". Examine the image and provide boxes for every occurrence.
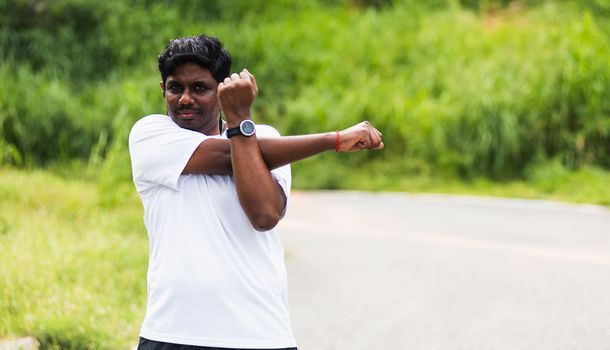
[227,120,256,138]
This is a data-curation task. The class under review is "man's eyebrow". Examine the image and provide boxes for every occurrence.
[192,80,210,84]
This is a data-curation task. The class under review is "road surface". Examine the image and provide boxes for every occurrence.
[278,191,610,350]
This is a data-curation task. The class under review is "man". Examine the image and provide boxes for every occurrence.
[129,34,383,350]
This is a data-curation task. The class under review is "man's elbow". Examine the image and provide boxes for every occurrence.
[251,211,282,232]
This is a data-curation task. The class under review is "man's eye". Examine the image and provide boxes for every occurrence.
[193,85,207,92]
[167,85,181,92]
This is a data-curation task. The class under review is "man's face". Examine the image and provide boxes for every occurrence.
[162,62,220,135]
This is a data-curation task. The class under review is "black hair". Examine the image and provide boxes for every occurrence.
[158,35,232,85]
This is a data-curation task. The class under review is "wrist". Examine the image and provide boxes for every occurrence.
[335,129,340,152]
[224,112,251,128]
[324,131,339,152]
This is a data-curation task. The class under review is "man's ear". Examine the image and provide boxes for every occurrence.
[160,81,165,97]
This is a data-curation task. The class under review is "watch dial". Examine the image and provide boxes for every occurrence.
[242,121,255,135]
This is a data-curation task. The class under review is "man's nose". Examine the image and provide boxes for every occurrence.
[179,91,194,105]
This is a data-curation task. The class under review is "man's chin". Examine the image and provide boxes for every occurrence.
[170,116,198,129]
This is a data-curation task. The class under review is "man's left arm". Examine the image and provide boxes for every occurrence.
[218,70,285,231]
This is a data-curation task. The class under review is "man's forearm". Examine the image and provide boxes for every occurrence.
[229,134,285,231]
[183,132,336,175]
[258,133,336,169]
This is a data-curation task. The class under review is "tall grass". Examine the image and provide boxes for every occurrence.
[0,0,608,185]
[0,169,147,349]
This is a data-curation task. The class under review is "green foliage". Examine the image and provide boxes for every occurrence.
[251,3,610,180]
[0,65,95,164]
[0,0,609,185]
[525,159,610,204]
[0,63,161,166]
[0,138,22,166]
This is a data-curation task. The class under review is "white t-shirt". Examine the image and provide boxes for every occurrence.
[128,114,295,349]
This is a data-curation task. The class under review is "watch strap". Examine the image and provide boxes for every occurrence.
[226,126,241,138]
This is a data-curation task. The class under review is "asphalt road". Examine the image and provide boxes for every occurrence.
[278,191,610,350]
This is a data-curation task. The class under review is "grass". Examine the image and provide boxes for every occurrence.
[1,164,609,348]
[0,168,147,350]
[291,157,610,205]
[1,1,609,181]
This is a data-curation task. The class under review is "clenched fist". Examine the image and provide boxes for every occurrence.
[338,121,384,152]
[217,69,259,127]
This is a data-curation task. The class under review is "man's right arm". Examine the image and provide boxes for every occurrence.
[182,121,384,175]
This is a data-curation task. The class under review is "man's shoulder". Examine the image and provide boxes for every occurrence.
[129,114,176,139]
[132,114,171,130]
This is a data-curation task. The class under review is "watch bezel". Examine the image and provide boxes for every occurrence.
[239,120,256,137]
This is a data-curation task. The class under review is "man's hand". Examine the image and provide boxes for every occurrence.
[217,69,258,127]
[338,121,384,152]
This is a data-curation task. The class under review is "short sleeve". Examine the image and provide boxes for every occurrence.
[129,115,207,194]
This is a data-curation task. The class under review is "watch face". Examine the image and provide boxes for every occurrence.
[241,120,255,136]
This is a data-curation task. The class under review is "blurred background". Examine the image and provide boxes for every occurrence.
[0,0,609,349]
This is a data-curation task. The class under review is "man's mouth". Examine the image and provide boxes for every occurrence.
[176,110,201,119]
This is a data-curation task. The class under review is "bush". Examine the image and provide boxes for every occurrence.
[0,0,608,184]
